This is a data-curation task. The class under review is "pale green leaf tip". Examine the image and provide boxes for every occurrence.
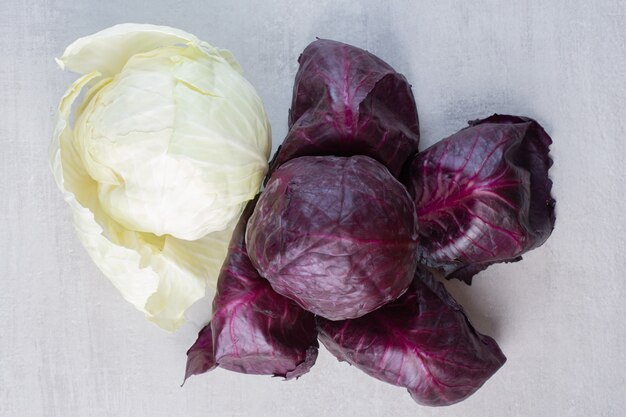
[55,57,65,70]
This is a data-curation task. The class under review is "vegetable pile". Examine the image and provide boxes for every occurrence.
[52,26,555,407]
[185,39,555,406]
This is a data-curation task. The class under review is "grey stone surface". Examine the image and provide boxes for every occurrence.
[1,0,625,416]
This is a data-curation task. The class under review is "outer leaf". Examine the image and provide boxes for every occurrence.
[57,23,242,78]
[269,39,419,178]
[403,114,555,283]
[247,155,418,320]
[185,200,318,382]
[317,266,506,406]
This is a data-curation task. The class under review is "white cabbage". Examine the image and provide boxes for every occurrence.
[50,24,271,331]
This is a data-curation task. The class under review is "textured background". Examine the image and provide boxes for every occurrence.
[1,0,625,416]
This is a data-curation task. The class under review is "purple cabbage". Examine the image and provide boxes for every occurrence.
[268,39,420,178]
[182,35,556,406]
[317,266,506,406]
[403,114,555,283]
[246,155,419,320]
[184,199,318,383]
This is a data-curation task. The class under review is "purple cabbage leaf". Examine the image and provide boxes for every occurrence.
[184,199,318,383]
[403,114,555,284]
[247,155,418,320]
[269,39,420,178]
[317,265,506,406]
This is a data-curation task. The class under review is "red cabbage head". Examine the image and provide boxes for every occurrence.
[246,155,418,320]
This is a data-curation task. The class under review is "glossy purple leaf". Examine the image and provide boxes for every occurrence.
[403,114,555,283]
[184,199,318,383]
[317,266,506,406]
[268,39,420,178]
[247,155,418,320]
